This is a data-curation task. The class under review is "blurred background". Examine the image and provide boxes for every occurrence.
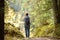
[4,0,60,40]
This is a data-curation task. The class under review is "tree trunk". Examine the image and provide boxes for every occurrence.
[52,0,60,38]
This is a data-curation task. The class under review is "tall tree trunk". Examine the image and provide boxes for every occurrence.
[52,0,60,38]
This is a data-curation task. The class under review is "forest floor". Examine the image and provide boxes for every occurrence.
[22,37,60,40]
[4,34,60,40]
[21,37,60,40]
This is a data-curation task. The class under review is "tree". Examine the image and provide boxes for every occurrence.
[52,0,60,37]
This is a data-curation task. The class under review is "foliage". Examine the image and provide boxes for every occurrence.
[4,0,60,38]
[30,0,55,37]
[4,23,24,37]
[33,24,55,37]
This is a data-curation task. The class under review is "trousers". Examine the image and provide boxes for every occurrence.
[25,25,30,37]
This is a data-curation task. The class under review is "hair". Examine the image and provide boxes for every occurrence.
[26,13,28,16]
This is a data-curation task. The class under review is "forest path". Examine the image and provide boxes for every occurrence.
[7,34,60,40]
[22,37,60,40]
